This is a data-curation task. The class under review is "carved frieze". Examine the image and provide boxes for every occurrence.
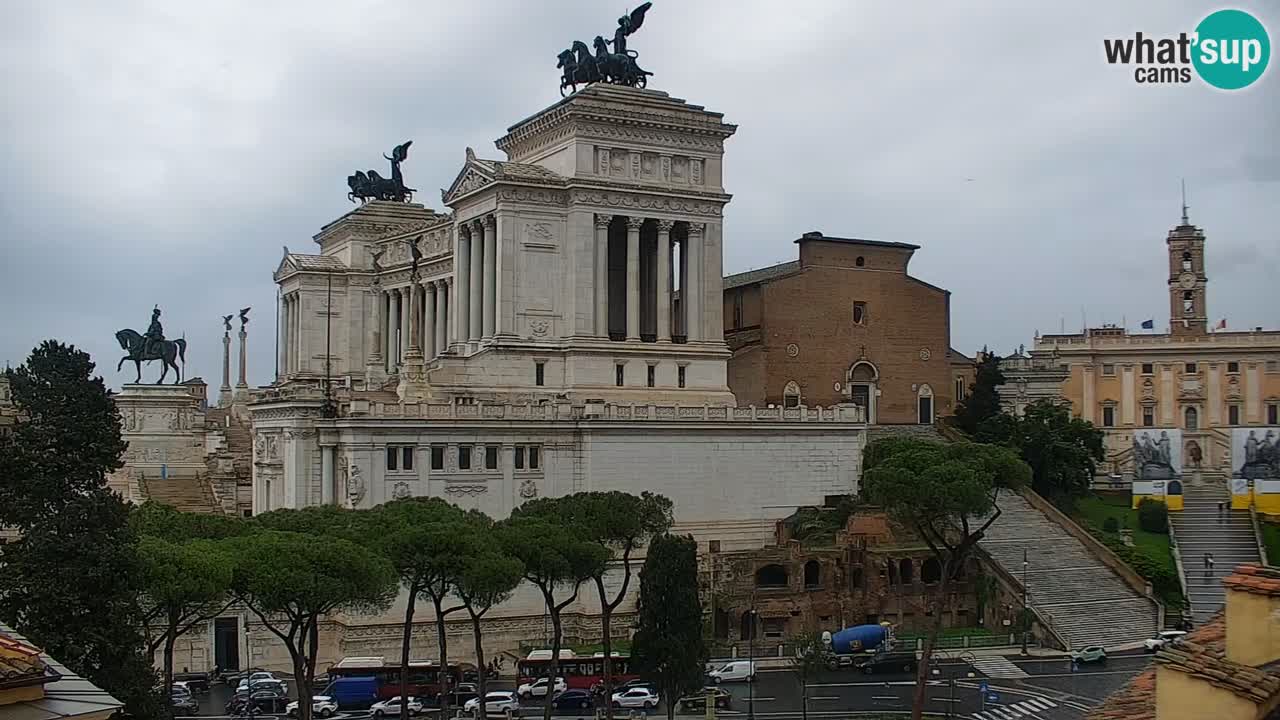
[445,484,488,496]
[519,478,538,499]
[391,481,411,500]
[569,190,723,217]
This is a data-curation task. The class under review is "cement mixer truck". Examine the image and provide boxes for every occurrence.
[819,623,903,671]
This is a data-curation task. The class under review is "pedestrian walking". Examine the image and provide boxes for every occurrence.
[1208,553,1216,574]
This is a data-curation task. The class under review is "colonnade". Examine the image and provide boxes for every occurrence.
[377,277,453,372]
[595,214,704,343]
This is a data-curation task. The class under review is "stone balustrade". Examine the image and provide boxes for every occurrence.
[348,400,866,423]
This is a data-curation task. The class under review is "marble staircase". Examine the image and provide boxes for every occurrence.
[140,472,221,514]
[981,491,1160,649]
[1171,482,1261,623]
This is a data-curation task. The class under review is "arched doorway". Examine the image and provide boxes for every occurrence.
[783,381,802,409]
[848,361,878,423]
[804,560,821,588]
[739,611,756,640]
[898,558,914,584]
[755,564,789,588]
[917,384,935,424]
[921,558,942,584]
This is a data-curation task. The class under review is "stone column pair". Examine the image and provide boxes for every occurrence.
[595,215,681,343]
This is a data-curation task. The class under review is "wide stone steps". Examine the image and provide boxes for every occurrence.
[981,492,1159,649]
[1169,484,1261,622]
[142,475,221,514]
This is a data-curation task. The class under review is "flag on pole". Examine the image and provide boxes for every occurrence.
[1216,318,1227,330]
[1140,319,1154,329]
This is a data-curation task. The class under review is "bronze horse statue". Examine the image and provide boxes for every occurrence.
[115,329,187,384]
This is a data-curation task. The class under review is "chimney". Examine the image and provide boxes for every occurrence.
[1223,564,1280,666]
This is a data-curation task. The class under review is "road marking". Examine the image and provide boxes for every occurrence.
[871,696,898,700]
[808,680,916,687]
[749,697,777,702]
[970,656,1030,679]
[807,696,839,700]
[1024,697,1055,709]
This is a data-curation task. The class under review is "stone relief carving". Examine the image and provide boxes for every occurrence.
[445,484,488,496]
[569,190,723,217]
[346,462,366,506]
[255,433,280,462]
[660,156,671,182]
[123,409,140,432]
[630,153,641,178]
[1227,375,1242,399]
[786,343,799,358]
[391,481,411,500]
[919,348,931,361]
[525,222,555,245]
[496,188,568,207]
[529,319,551,337]
[598,149,611,176]
[454,170,491,197]
[690,158,703,184]
[445,446,458,472]
[519,478,538,499]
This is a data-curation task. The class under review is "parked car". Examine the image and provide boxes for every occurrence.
[517,676,566,698]
[227,690,290,716]
[171,691,200,716]
[1144,631,1188,652]
[595,678,657,695]
[611,687,659,710]
[551,689,596,710]
[463,691,520,716]
[678,687,731,712]
[237,672,286,693]
[236,679,288,699]
[1071,646,1108,664]
[370,696,424,717]
[858,652,918,675]
[173,671,214,694]
[708,660,756,683]
[286,696,339,718]
[437,682,480,707]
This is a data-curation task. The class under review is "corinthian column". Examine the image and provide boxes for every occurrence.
[439,277,451,350]
[455,225,472,348]
[656,220,673,342]
[469,220,484,341]
[625,216,643,341]
[686,223,704,342]
[423,281,437,359]
[595,214,612,337]
[482,215,497,338]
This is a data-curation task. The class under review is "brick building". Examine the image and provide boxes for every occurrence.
[723,231,967,424]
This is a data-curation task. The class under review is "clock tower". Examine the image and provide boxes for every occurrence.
[1167,201,1207,337]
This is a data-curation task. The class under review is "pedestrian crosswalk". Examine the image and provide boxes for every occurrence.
[969,656,1030,679]
[971,697,1058,719]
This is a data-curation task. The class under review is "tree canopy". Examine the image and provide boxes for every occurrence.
[454,512,524,702]
[976,399,1104,503]
[631,534,705,720]
[952,349,1005,436]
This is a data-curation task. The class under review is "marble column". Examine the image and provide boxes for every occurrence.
[594,214,612,337]
[368,286,383,369]
[277,296,288,377]
[398,287,411,362]
[439,278,452,350]
[289,294,300,373]
[482,215,497,338]
[423,281,437,359]
[237,326,248,388]
[456,225,472,348]
[686,223,704,341]
[221,331,232,395]
[625,216,643,341]
[469,220,484,341]
[384,290,395,372]
[407,283,422,353]
[321,445,336,506]
[656,220,673,342]
[389,289,401,368]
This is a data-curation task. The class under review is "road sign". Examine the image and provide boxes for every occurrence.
[987,693,999,703]
[978,681,989,693]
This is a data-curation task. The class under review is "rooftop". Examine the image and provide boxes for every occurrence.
[0,624,121,720]
[282,253,347,272]
[1223,564,1280,597]
[722,261,800,290]
[794,231,920,250]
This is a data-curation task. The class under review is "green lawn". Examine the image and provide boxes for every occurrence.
[1073,494,1175,573]
[1262,522,1280,566]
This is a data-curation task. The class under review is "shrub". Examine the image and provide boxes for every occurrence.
[1138,498,1169,534]
[1102,517,1120,533]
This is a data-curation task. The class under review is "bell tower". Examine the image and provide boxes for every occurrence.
[1167,189,1207,337]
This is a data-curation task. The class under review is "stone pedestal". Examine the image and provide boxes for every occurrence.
[109,384,210,506]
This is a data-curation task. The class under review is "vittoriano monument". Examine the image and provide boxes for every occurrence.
[116,306,188,384]
[347,141,416,203]
[557,3,654,96]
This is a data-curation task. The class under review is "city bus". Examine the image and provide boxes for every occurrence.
[516,650,638,691]
[324,657,468,701]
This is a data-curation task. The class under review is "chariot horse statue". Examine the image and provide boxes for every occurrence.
[115,307,187,384]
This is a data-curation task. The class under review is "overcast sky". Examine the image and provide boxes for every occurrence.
[2,1,1276,389]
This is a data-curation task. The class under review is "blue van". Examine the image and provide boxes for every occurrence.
[321,676,379,710]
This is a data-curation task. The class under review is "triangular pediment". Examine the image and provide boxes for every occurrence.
[442,150,497,205]
[274,247,298,280]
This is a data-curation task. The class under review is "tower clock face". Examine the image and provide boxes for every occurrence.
[1178,272,1197,289]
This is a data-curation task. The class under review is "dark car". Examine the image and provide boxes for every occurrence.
[858,652,918,675]
[226,690,291,716]
[551,689,596,711]
[678,687,731,712]
[171,692,200,716]
[437,683,480,707]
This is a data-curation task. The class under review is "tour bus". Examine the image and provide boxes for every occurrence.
[516,650,639,692]
[324,656,468,702]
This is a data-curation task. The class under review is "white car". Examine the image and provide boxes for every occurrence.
[611,688,659,710]
[516,677,566,698]
[464,691,520,715]
[708,660,756,683]
[286,696,338,718]
[370,696,424,717]
[1144,630,1188,652]
[237,672,283,692]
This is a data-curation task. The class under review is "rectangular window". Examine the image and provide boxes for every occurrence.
[1227,361,1240,373]
[1185,362,1197,374]
[1268,360,1279,373]
[647,365,655,388]
[1229,405,1241,425]
[431,446,445,471]
[1102,364,1115,376]
[402,447,414,471]
[458,446,472,471]
[485,446,499,470]
[535,362,545,386]
[386,447,398,471]
[615,364,625,387]
[1269,404,1279,425]
[1102,406,1115,427]
[852,302,867,326]
[1142,407,1154,427]
[955,377,966,401]
[1141,363,1154,375]
[678,366,686,389]
[529,446,540,470]
[514,446,525,470]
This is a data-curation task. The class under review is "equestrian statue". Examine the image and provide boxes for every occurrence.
[347,141,416,204]
[558,3,654,96]
[116,306,187,384]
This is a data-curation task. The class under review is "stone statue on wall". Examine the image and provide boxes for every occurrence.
[115,306,187,384]
[346,462,366,506]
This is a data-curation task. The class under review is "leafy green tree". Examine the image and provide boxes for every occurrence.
[454,512,523,702]
[862,438,1029,720]
[520,492,673,717]
[0,342,160,719]
[953,349,1005,435]
[631,534,705,720]
[375,498,474,719]
[789,632,828,720]
[498,515,608,720]
[1137,498,1169,534]
[977,399,1104,502]
[227,529,398,720]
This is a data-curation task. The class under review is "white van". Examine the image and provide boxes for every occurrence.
[708,660,756,683]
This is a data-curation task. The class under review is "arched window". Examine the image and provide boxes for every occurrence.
[1181,251,1192,271]
[855,256,865,267]
[1185,406,1199,431]
[1183,290,1194,314]
[713,608,730,639]
[848,362,879,423]
[850,566,865,590]
[917,384,935,424]
[755,564,789,588]
[887,560,898,586]
[899,558,914,584]
[739,611,756,640]
[783,381,802,409]
[921,558,942,584]
[804,560,821,588]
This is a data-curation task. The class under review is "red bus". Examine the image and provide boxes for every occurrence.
[517,650,638,691]
[325,657,468,701]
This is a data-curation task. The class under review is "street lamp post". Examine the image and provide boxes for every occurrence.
[747,608,757,720]
[1021,548,1029,655]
